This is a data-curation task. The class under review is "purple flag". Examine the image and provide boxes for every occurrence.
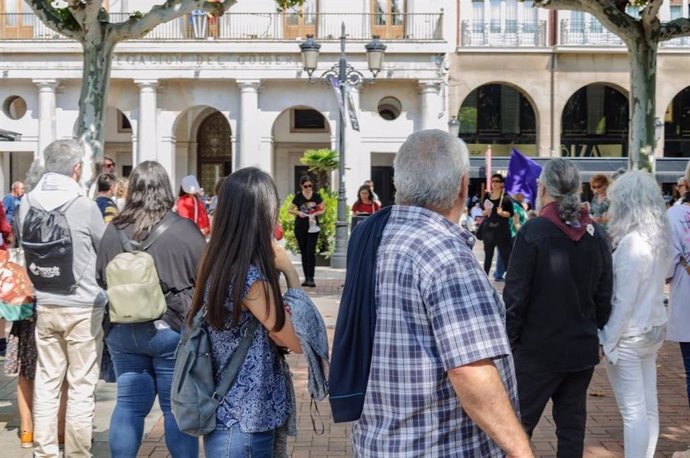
[505,148,542,205]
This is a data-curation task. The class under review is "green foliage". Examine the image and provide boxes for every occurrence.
[299,148,339,192]
[279,195,298,254]
[53,7,79,30]
[278,188,343,258]
[275,0,306,11]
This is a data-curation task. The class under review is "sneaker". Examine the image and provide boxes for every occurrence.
[20,431,33,448]
[306,278,316,288]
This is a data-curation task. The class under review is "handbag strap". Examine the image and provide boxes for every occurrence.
[193,196,199,224]
[211,319,260,403]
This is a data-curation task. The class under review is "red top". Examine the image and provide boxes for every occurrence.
[351,201,380,215]
[176,195,211,236]
[0,202,12,250]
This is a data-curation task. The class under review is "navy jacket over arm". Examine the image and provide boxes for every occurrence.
[328,206,391,423]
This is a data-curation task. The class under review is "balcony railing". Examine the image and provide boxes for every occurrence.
[559,18,623,46]
[460,20,547,47]
[0,12,443,41]
[661,36,690,47]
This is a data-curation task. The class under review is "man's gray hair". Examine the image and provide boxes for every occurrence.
[43,139,84,176]
[394,129,469,212]
[539,158,582,224]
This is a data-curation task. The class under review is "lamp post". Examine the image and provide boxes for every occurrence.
[299,24,386,269]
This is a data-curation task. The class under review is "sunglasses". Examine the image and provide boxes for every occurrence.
[591,185,600,190]
[104,162,115,168]
[491,180,502,184]
[302,184,312,188]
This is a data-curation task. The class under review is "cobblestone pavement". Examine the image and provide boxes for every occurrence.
[1,255,689,457]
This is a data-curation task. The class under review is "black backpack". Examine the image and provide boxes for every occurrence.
[22,195,80,294]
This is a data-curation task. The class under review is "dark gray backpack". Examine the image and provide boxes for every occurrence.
[171,308,259,436]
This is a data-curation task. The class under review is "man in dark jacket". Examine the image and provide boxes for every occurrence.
[503,158,612,458]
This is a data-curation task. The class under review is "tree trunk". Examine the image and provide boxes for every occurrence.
[74,37,116,184]
[627,38,658,172]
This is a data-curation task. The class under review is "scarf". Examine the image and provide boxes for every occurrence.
[540,201,593,242]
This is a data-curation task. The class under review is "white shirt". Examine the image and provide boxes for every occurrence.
[667,203,690,342]
[600,231,669,363]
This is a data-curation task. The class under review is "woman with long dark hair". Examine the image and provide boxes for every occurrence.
[351,184,380,216]
[187,167,302,457]
[97,161,205,457]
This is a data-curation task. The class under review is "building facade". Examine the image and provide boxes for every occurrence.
[1,0,688,204]
[0,0,451,205]
[453,0,690,167]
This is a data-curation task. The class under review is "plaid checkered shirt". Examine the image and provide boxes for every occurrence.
[352,205,518,457]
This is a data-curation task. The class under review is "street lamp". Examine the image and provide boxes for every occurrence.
[448,116,460,138]
[299,24,386,269]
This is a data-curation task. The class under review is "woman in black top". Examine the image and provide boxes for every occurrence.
[288,175,325,287]
[481,173,514,275]
[96,161,206,457]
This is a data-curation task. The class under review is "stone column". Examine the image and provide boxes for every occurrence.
[160,135,177,187]
[418,80,442,131]
[135,80,159,162]
[33,79,59,161]
[238,80,261,169]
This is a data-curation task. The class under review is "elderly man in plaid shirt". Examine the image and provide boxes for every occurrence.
[351,130,532,457]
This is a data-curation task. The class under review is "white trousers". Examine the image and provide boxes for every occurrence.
[605,336,663,458]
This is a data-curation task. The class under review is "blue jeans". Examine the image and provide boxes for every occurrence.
[106,323,199,458]
[681,342,690,408]
[203,424,275,457]
[494,250,506,280]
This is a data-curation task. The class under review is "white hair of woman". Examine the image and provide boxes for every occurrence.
[607,170,671,257]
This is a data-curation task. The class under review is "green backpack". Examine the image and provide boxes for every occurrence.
[105,218,177,323]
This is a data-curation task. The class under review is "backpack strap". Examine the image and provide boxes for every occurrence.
[211,319,260,403]
[141,216,179,251]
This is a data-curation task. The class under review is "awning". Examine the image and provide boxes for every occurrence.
[469,157,688,184]
[0,129,22,141]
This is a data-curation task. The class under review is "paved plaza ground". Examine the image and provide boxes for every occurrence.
[0,245,689,457]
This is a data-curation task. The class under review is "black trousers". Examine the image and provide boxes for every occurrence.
[515,352,595,458]
[294,223,318,278]
[483,232,513,275]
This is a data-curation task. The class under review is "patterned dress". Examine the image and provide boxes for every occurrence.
[205,265,290,432]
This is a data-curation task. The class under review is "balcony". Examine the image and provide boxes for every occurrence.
[460,20,547,47]
[661,36,690,48]
[559,18,623,47]
[0,12,444,41]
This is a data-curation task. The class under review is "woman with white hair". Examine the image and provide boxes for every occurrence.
[599,170,672,458]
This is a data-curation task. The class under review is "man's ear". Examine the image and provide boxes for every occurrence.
[460,174,469,201]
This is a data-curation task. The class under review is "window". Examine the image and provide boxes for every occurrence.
[284,0,317,39]
[291,109,327,132]
[377,97,402,120]
[372,0,405,39]
[472,0,484,33]
[570,11,585,33]
[671,5,683,20]
[3,96,27,120]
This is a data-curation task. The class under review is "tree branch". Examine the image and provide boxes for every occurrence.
[535,0,639,43]
[23,0,82,40]
[659,17,690,41]
[109,0,237,41]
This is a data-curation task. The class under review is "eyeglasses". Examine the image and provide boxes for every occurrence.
[302,184,312,189]
[104,162,115,168]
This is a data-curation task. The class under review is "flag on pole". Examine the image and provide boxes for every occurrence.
[505,148,542,205]
[485,145,492,193]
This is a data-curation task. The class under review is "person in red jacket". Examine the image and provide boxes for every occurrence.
[0,201,13,250]
[176,175,210,236]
